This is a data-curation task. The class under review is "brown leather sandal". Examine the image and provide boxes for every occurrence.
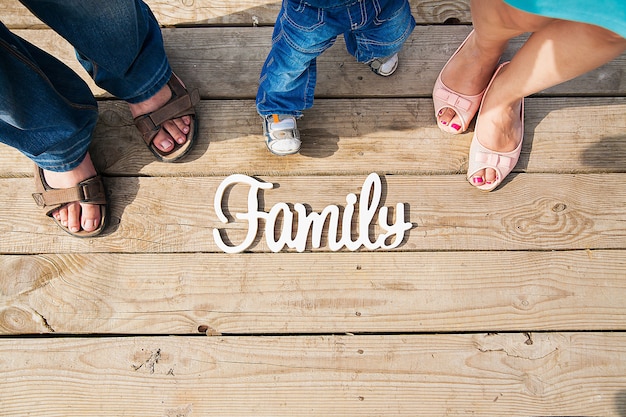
[32,166,107,237]
[133,73,200,163]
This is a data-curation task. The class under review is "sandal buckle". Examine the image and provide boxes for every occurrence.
[79,178,105,202]
[32,192,46,207]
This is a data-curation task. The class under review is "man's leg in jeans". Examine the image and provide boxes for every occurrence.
[11,0,195,233]
[20,0,194,157]
[0,22,102,233]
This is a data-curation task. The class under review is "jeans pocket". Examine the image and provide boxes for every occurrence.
[283,0,325,32]
[372,0,406,26]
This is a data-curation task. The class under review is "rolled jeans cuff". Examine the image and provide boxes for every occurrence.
[23,126,94,172]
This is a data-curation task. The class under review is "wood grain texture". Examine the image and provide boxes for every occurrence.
[0,174,624,254]
[1,3,625,416]
[0,0,471,28]
[0,333,625,417]
[1,250,625,334]
[0,97,624,178]
[13,26,626,100]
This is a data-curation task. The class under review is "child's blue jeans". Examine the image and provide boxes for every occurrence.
[0,0,171,172]
[256,0,415,117]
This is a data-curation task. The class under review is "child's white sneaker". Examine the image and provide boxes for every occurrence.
[368,53,399,77]
[263,114,301,156]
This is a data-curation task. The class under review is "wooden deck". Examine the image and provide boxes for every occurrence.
[1,1,626,416]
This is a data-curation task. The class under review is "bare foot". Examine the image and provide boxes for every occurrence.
[43,153,101,233]
[128,76,192,154]
[437,31,504,132]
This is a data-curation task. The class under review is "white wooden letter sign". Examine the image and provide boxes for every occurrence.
[213,173,412,253]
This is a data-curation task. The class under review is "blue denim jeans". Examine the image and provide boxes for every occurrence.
[256,0,415,117]
[0,0,171,172]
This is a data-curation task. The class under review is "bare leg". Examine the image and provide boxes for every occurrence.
[436,0,551,130]
[470,15,626,185]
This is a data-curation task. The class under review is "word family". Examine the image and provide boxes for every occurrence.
[213,173,412,254]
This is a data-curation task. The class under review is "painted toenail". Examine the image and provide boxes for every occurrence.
[441,120,447,125]
[451,123,461,131]
[472,177,484,184]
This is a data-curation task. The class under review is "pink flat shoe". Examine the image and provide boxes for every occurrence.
[466,62,524,192]
[433,30,485,134]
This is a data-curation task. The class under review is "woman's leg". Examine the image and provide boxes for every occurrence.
[469,14,626,184]
[436,0,552,130]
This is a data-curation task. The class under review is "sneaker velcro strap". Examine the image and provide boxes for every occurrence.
[369,59,383,70]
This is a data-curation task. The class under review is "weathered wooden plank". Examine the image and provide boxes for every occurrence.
[0,333,624,417]
[1,251,624,334]
[163,26,626,97]
[13,26,626,100]
[0,174,624,254]
[0,0,472,29]
[0,97,624,178]
[1,2,623,413]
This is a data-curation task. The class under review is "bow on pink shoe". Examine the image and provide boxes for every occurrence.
[476,148,517,169]
[466,134,523,191]
[466,62,524,192]
[434,89,475,116]
[433,30,485,134]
